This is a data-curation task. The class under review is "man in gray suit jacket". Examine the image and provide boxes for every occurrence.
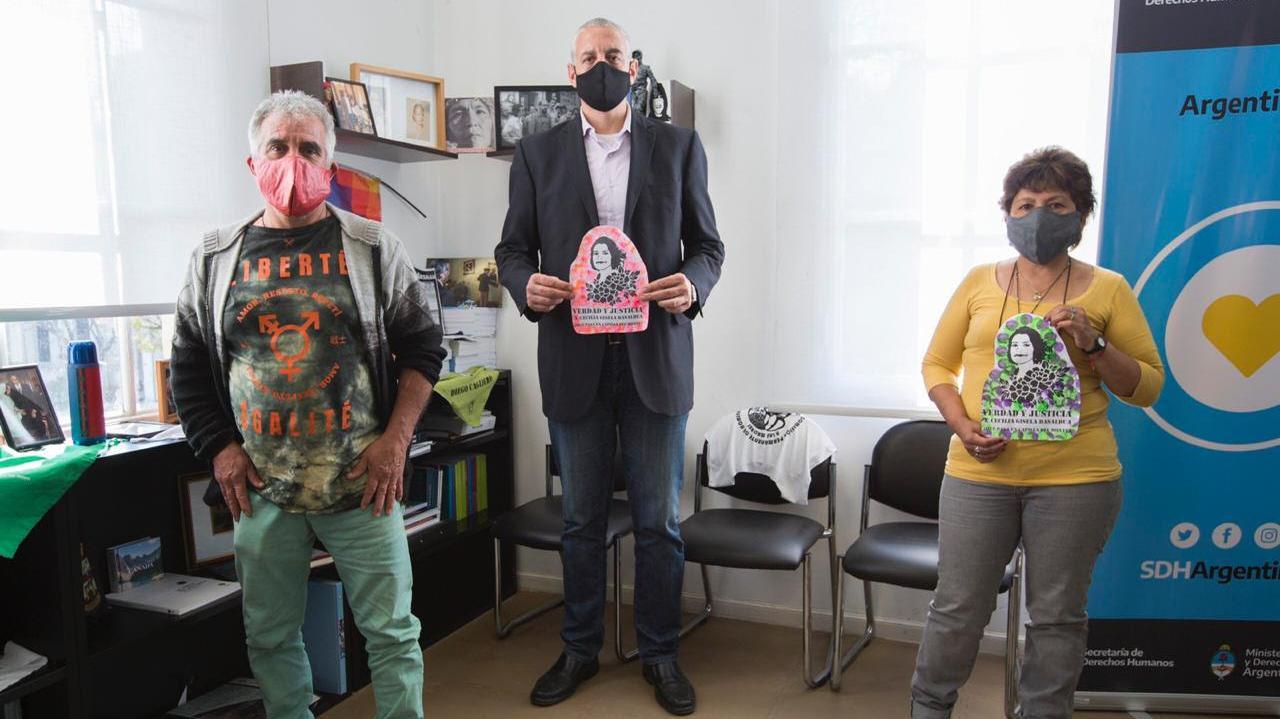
[495,16,724,717]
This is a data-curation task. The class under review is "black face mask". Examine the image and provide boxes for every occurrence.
[574,61,631,112]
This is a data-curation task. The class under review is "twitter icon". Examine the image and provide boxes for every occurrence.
[1170,522,1200,549]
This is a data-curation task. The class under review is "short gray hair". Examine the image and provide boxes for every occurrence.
[571,17,630,61]
[247,90,336,159]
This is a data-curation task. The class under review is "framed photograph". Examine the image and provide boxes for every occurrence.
[325,77,377,136]
[155,359,179,424]
[0,365,64,450]
[493,85,578,151]
[429,258,503,309]
[444,97,495,153]
[351,63,445,149]
[179,472,235,570]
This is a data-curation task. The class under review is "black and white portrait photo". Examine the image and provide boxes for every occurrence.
[494,86,578,151]
[584,236,639,305]
[445,97,495,153]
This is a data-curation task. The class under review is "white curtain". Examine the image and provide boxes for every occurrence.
[0,0,269,309]
[772,0,1115,412]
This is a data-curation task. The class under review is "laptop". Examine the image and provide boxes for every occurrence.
[105,574,240,617]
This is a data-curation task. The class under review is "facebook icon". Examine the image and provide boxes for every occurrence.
[1213,522,1243,550]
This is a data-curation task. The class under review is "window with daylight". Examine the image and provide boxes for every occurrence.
[0,0,268,421]
[772,0,1115,413]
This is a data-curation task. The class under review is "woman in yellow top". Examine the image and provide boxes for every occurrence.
[910,147,1164,719]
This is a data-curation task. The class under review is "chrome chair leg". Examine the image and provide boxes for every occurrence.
[802,551,837,688]
[1004,548,1024,719]
[831,573,876,691]
[613,539,639,663]
[679,563,713,637]
[493,537,564,639]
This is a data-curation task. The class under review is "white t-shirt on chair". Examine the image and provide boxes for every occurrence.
[703,408,836,505]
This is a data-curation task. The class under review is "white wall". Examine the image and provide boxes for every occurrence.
[266,0,1014,651]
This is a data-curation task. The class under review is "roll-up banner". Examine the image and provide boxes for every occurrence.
[1081,0,1280,713]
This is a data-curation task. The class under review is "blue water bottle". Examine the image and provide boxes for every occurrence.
[68,341,106,445]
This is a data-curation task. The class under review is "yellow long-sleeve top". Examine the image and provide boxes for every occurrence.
[922,263,1165,486]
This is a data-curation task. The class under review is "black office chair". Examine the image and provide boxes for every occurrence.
[491,444,640,662]
[679,442,838,688]
[830,420,1023,719]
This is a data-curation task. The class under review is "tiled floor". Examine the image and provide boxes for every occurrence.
[322,592,1250,718]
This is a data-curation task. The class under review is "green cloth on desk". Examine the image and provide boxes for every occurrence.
[0,443,104,558]
[433,367,499,426]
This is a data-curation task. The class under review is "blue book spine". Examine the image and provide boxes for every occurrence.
[441,465,454,521]
[302,579,348,695]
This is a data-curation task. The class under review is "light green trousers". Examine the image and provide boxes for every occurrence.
[233,492,424,719]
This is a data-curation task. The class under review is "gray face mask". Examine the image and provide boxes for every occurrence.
[1006,207,1082,265]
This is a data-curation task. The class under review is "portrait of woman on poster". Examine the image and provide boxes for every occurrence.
[1000,326,1071,408]
[585,237,638,305]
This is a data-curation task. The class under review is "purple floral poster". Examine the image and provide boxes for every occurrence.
[980,312,1081,441]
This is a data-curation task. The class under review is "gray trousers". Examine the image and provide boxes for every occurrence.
[910,476,1122,719]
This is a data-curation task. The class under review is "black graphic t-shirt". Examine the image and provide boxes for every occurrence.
[223,217,379,513]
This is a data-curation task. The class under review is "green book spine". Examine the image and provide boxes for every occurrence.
[477,454,488,512]
[454,460,466,519]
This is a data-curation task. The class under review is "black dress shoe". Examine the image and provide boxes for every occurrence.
[530,652,599,707]
[643,660,696,716]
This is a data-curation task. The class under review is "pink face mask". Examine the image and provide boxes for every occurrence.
[252,155,333,217]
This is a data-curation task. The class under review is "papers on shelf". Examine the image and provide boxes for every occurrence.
[0,641,47,694]
[440,306,498,375]
[442,306,497,337]
[442,335,497,376]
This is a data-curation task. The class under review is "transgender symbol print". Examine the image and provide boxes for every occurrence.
[570,225,649,335]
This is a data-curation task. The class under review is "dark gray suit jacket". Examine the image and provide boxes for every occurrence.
[495,113,724,421]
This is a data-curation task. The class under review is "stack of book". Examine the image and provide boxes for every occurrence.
[403,463,443,535]
[418,454,489,522]
[441,306,498,375]
[442,305,497,337]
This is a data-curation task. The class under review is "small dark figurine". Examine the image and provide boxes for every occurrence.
[629,49,656,116]
[628,50,671,122]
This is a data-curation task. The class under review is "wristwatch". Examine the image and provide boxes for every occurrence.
[1084,335,1108,355]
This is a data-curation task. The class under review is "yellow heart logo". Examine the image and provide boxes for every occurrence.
[1201,294,1280,377]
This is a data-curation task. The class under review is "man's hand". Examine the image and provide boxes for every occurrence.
[639,273,694,314]
[212,442,265,521]
[525,273,574,313]
[348,433,410,517]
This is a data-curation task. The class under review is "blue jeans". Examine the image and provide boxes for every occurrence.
[548,343,688,665]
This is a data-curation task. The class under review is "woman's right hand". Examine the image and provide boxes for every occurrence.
[951,417,1007,463]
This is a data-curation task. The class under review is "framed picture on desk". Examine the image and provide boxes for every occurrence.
[0,364,64,450]
[179,472,235,570]
[156,359,179,424]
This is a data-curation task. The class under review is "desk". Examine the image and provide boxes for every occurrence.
[0,371,516,718]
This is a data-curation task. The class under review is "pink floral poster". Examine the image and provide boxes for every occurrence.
[570,226,649,335]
